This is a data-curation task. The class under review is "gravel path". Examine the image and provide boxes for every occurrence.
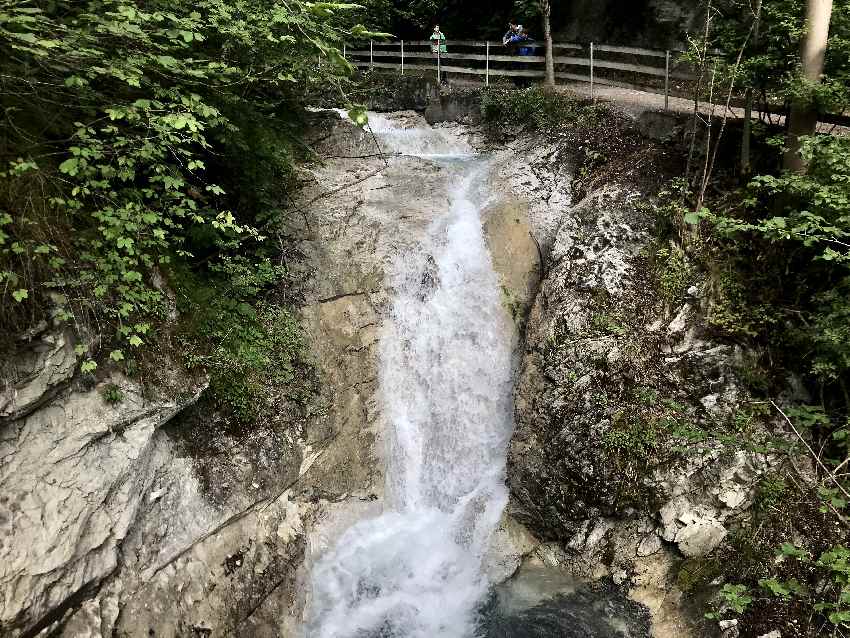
[562,82,848,136]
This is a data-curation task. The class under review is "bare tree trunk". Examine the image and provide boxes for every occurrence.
[740,0,762,179]
[784,0,834,173]
[542,0,555,88]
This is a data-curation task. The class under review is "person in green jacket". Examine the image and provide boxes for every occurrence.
[430,25,447,54]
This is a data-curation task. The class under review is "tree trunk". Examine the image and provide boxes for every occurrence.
[784,0,833,173]
[542,0,555,88]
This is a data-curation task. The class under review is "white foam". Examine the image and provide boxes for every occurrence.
[306,121,514,638]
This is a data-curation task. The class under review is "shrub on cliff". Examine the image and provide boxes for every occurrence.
[0,1,363,397]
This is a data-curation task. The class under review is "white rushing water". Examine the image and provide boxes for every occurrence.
[306,115,515,638]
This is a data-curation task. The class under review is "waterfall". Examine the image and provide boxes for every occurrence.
[306,114,515,638]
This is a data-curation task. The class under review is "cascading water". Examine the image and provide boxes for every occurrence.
[306,115,515,638]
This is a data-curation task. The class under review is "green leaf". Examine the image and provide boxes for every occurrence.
[683,212,701,225]
[128,335,143,347]
[12,288,28,302]
[109,349,125,362]
[347,105,369,127]
[81,360,97,374]
[59,158,80,176]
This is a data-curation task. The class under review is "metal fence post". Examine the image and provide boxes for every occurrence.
[486,41,490,86]
[370,40,373,69]
[665,50,670,110]
[401,40,405,75]
[589,42,595,100]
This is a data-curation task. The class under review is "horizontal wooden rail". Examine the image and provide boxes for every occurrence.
[593,44,668,58]
[354,40,585,50]
[349,50,695,80]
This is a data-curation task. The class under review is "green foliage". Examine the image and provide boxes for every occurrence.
[0,0,360,370]
[713,0,850,116]
[101,383,124,405]
[173,257,308,424]
[751,543,850,629]
[654,243,695,305]
[754,475,788,513]
[677,558,722,594]
[600,411,665,510]
[705,583,753,620]
[590,312,626,336]
[717,136,850,266]
[480,86,605,131]
[706,269,777,339]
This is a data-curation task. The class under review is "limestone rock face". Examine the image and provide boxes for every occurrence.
[506,143,782,635]
[1,328,77,420]
[0,368,204,637]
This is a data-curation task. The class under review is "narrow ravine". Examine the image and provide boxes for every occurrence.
[306,116,516,637]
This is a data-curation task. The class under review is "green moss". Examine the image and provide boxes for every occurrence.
[601,410,667,511]
[590,312,626,335]
[677,557,723,593]
[501,285,526,328]
[654,243,695,305]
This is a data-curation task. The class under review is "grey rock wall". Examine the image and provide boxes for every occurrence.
[1,364,204,637]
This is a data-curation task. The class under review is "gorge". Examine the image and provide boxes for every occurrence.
[3,101,779,637]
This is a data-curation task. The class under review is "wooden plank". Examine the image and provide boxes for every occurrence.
[349,40,583,50]
[556,72,660,93]
[441,65,546,78]
[353,61,432,72]
[350,50,428,58]
[553,56,589,66]
[593,44,667,58]
[352,50,548,64]
[448,52,546,63]
[353,61,545,78]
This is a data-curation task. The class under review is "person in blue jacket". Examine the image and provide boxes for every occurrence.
[502,21,518,45]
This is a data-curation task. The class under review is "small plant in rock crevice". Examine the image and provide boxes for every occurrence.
[101,383,124,405]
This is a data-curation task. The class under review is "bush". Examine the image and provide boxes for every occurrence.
[480,86,605,130]
[0,0,359,374]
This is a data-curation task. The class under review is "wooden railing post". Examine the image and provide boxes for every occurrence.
[437,46,441,83]
[486,41,490,86]
[590,42,595,100]
[401,40,405,75]
[370,40,373,69]
[665,50,670,110]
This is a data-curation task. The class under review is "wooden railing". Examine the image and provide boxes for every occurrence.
[344,40,696,109]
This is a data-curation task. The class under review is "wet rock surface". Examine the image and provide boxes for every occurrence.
[502,121,788,636]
